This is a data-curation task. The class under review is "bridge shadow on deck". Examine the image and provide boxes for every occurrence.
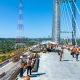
[29,73,46,77]
[62,60,73,61]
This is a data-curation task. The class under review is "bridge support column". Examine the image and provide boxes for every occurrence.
[52,0,60,44]
[72,0,76,46]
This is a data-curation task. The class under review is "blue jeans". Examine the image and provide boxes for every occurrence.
[76,55,78,61]
[20,68,23,77]
[27,66,32,75]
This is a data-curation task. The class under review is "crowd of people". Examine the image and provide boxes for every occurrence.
[44,44,80,61]
[19,50,40,77]
[18,44,80,79]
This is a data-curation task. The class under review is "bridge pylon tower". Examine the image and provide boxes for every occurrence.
[52,0,60,44]
[52,0,76,46]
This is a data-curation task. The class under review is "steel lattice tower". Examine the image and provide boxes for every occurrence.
[17,0,23,43]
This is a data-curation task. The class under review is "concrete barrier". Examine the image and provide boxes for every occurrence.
[32,58,40,72]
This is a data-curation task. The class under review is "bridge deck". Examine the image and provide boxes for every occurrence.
[18,49,80,80]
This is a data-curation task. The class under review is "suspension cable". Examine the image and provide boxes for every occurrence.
[60,3,64,39]
[64,1,73,40]
[61,3,67,39]
[63,1,71,40]
[68,1,80,37]
[61,2,71,40]
[65,1,72,31]
[72,0,80,16]
[63,2,70,32]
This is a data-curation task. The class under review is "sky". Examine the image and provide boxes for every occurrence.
[0,0,80,38]
[0,0,53,38]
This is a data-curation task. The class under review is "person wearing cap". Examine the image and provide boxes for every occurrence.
[74,47,79,61]
[19,56,24,77]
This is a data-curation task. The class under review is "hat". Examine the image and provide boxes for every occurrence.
[20,56,23,59]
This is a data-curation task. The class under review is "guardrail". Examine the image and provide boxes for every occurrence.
[32,58,40,72]
[0,61,20,80]
[0,72,6,78]
[0,60,9,68]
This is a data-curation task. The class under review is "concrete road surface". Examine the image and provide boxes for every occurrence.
[18,49,80,80]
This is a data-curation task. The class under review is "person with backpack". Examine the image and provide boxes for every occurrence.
[71,47,75,58]
[71,47,79,61]
[74,48,79,61]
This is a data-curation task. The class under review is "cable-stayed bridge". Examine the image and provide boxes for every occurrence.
[52,0,80,46]
[1,0,80,80]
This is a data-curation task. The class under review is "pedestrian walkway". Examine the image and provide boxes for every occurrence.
[18,49,80,80]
